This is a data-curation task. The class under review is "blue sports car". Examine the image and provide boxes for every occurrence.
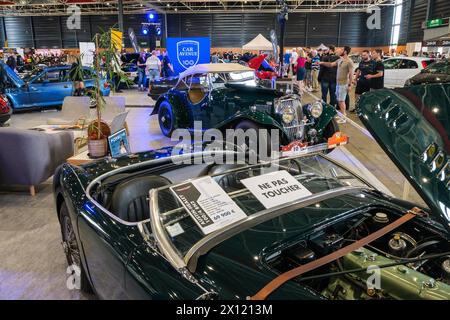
[1,62,110,110]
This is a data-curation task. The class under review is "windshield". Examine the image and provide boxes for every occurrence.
[210,71,256,87]
[422,61,450,74]
[149,154,369,270]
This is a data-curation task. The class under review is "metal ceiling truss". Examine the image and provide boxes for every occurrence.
[0,0,396,16]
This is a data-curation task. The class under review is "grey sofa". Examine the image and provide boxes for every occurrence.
[0,128,74,195]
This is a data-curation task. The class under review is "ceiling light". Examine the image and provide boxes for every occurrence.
[167,3,170,7]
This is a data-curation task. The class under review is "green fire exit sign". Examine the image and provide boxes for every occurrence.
[427,18,444,28]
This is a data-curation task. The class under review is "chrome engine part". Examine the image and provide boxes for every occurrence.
[388,234,408,255]
[331,247,450,300]
[267,209,450,300]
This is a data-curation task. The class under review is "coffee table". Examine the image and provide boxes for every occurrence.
[30,124,87,153]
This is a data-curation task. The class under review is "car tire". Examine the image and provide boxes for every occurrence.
[158,100,175,137]
[60,201,93,294]
[235,120,272,160]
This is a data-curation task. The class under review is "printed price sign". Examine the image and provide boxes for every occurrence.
[241,170,312,209]
[170,177,247,235]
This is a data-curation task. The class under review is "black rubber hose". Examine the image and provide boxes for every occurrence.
[406,240,440,258]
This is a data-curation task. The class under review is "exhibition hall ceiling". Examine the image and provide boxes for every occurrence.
[0,0,396,15]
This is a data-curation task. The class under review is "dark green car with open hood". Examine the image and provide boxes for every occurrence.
[54,82,450,300]
[150,63,339,149]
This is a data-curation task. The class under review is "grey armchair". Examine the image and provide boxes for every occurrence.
[0,128,74,195]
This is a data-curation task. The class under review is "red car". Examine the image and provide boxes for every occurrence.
[0,95,12,126]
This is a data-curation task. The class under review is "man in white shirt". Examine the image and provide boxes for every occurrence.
[146,50,161,91]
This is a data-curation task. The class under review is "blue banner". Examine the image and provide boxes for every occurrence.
[166,37,211,75]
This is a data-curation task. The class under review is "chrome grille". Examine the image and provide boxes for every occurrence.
[279,98,305,141]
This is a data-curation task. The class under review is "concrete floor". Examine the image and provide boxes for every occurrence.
[0,85,424,299]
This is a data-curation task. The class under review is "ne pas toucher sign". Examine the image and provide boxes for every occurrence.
[241,170,312,209]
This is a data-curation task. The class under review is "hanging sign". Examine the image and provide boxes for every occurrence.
[111,29,123,51]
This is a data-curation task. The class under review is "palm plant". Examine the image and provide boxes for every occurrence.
[88,28,128,141]
[75,28,131,156]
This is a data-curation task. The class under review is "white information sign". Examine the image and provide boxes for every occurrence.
[79,42,96,67]
[170,176,247,235]
[241,170,312,209]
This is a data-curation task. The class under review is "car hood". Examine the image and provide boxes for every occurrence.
[248,54,266,71]
[409,72,450,85]
[357,83,450,232]
[0,61,25,88]
[199,191,412,298]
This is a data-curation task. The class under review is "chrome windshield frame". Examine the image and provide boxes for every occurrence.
[148,152,375,273]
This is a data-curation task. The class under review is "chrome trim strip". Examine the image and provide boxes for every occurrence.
[184,186,367,272]
[149,188,187,270]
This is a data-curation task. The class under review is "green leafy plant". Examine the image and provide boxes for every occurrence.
[71,27,131,141]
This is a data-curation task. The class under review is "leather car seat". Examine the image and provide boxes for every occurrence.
[111,175,172,222]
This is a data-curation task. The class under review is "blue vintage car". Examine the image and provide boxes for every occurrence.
[1,62,111,110]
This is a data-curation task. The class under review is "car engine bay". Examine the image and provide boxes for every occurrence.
[265,208,450,300]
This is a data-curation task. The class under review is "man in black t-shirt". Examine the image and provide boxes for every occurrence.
[319,45,339,107]
[366,49,385,90]
[355,50,374,103]
[161,51,173,78]
[137,50,147,91]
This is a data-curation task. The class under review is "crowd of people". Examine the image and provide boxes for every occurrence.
[283,46,385,123]
[4,51,69,73]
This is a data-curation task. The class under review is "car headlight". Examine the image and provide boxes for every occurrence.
[281,107,295,124]
[308,101,323,118]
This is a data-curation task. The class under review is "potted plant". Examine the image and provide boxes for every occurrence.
[84,28,128,158]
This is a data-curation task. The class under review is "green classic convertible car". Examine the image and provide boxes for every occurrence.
[54,83,449,300]
[151,63,338,149]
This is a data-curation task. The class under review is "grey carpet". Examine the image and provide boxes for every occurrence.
[0,180,90,299]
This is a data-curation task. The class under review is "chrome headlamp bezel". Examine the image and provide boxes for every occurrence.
[308,101,323,118]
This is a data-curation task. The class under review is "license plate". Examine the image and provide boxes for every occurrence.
[281,141,308,153]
